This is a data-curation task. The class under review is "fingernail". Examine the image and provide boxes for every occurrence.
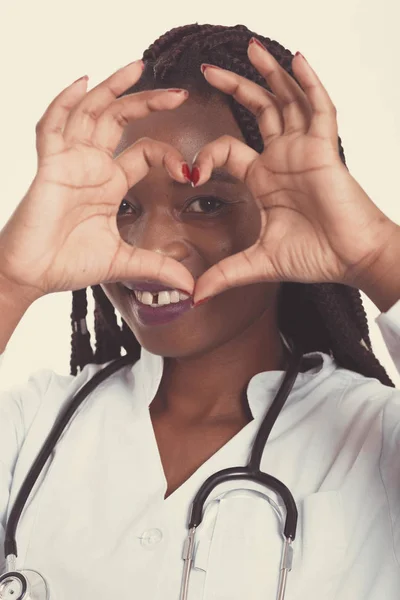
[295,51,306,62]
[200,63,222,74]
[182,163,191,182]
[167,88,188,94]
[73,75,89,83]
[126,59,144,69]
[249,37,267,51]
[191,166,200,187]
[193,296,212,307]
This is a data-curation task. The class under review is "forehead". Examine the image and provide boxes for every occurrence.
[116,95,245,164]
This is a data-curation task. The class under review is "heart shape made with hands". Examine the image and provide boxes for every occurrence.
[83,39,394,308]
[23,41,396,305]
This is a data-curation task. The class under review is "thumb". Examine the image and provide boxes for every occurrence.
[100,242,195,295]
[193,242,276,304]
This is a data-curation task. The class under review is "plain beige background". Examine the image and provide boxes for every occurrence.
[0,0,399,388]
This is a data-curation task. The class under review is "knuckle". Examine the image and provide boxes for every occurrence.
[141,146,152,169]
[104,80,123,99]
[112,110,129,129]
[253,102,265,119]
[81,105,101,122]
[256,102,273,120]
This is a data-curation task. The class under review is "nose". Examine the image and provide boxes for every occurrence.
[120,211,191,265]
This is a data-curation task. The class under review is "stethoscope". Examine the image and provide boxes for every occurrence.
[0,342,304,600]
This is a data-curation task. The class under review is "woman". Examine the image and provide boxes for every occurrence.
[0,22,399,600]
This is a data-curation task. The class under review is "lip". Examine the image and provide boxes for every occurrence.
[127,289,194,326]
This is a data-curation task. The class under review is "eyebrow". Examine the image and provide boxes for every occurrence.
[172,168,239,187]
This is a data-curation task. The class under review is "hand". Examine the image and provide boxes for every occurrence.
[191,39,399,304]
[0,62,194,303]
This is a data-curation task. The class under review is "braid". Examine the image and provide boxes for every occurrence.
[143,24,226,62]
[91,285,123,363]
[70,289,94,376]
[69,23,394,388]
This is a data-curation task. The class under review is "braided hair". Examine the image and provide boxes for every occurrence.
[69,23,395,388]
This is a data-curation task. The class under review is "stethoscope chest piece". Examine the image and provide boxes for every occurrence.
[0,570,48,600]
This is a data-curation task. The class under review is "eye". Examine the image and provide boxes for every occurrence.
[117,196,227,218]
[117,199,136,217]
[185,196,225,215]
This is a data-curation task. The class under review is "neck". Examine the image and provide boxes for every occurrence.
[150,309,290,426]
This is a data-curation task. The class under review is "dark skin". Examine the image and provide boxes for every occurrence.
[101,94,291,497]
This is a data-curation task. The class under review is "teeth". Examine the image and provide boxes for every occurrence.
[134,289,189,307]
[158,291,172,305]
[140,291,155,305]
[170,290,181,303]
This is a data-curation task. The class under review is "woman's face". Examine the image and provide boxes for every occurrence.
[101,94,281,358]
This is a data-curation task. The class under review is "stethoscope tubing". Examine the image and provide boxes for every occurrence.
[4,354,134,558]
[179,346,304,600]
[249,346,303,470]
[188,467,298,539]
[188,345,304,540]
[2,341,305,600]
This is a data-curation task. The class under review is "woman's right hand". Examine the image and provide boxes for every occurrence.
[0,60,194,303]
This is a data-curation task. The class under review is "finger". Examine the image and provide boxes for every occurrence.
[103,242,195,294]
[115,137,191,189]
[35,76,89,159]
[292,53,339,142]
[247,38,313,135]
[92,89,189,155]
[201,64,283,143]
[190,135,258,188]
[193,213,274,303]
[62,60,144,144]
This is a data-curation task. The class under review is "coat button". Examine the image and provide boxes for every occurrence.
[140,528,163,547]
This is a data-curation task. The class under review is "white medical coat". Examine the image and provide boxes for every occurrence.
[0,299,400,599]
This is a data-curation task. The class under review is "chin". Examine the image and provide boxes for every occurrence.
[133,334,207,360]
[131,324,241,361]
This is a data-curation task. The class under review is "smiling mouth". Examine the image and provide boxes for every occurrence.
[123,285,194,327]
[130,288,190,307]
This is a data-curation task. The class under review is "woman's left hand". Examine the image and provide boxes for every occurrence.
[191,38,399,304]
